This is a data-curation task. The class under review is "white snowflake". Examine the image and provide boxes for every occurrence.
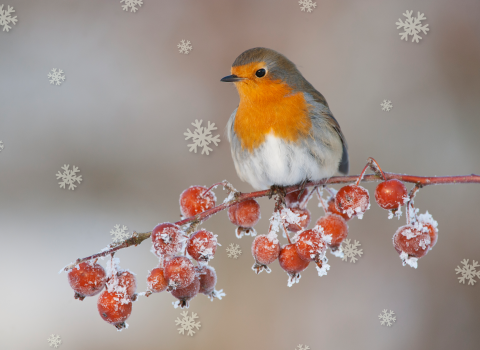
[295,345,310,350]
[378,309,396,327]
[341,239,363,263]
[177,39,193,54]
[47,334,62,348]
[0,4,17,32]
[396,10,429,43]
[0,140,3,151]
[298,0,317,13]
[226,243,242,259]
[175,311,201,336]
[184,119,221,155]
[380,100,393,111]
[120,0,143,13]
[455,259,480,286]
[110,224,130,243]
[56,164,82,190]
[48,69,66,86]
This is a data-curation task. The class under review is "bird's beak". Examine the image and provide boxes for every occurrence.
[220,74,244,82]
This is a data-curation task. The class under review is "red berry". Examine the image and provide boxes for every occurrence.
[279,244,310,287]
[316,214,348,249]
[186,229,217,262]
[335,185,370,219]
[418,211,439,249]
[326,196,351,221]
[171,277,200,309]
[164,256,196,291]
[68,261,106,300]
[228,199,261,228]
[375,179,408,210]
[117,271,136,297]
[180,186,216,218]
[196,265,217,295]
[151,223,184,257]
[285,190,309,209]
[393,224,431,268]
[97,291,132,330]
[146,268,168,293]
[251,234,281,274]
[285,208,311,232]
[295,229,327,262]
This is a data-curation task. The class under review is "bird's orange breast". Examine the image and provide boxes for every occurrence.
[233,76,312,152]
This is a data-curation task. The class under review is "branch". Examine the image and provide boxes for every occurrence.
[63,172,480,271]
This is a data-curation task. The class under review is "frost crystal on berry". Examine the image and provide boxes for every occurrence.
[380,100,393,112]
[48,69,66,86]
[340,239,363,263]
[295,345,310,350]
[0,140,4,151]
[0,4,17,32]
[455,259,480,286]
[56,164,82,190]
[226,243,242,259]
[298,0,317,13]
[47,334,62,348]
[177,39,193,54]
[184,119,221,155]
[120,0,143,12]
[110,224,131,243]
[175,311,201,336]
[378,309,396,327]
[396,10,429,43]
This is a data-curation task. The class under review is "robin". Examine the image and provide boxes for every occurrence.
[221,47,349,191]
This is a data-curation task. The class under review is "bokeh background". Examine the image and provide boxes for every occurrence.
[1,0,479,349]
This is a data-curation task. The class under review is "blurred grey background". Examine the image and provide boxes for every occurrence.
[1,0,479,349]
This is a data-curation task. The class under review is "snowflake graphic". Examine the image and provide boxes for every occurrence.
[295,345,310,350]
[226,243,242,259]
[48,69,66,86]
[341,239,363,263]
[378,309,396,327]
[298,0,317,13]
[0,4,17,32]
[381,100,393,112]
[396,10,429,43]
[0,140,4,151]
[184,119,221,155]
[455,259,480,286]
[120,0,143,12]
[56,164,82,190]
[175,311,201,336]
[177,39,193,54]
[47,334,62,348]
[110,224,130,243]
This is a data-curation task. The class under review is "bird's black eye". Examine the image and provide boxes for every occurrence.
[255,68,266,78]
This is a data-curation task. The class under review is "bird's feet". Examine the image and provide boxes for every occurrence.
[268,185,287,206]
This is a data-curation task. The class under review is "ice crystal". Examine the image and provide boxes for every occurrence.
[0,140,3,151]
[184,119,220,155]
[381,100,393,111]
[47,334,62,348]
[110,224,130,243]
[177,39,193,54]
[120,0,143,13]
[0,4,17,32]
[341,239,363,263]
[226,243,242,259]
[455,259,480,286]
[378,309,396,327]
[56,164,82,190]
[175,311,201,336]
[295,345,310,350]
[396,10,429,43]
[48,69,66,86]
[298,0,317,13]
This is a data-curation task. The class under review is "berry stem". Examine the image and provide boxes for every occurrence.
[299,186,317,210]
[367,157,386,180]
[63,171,480,271]
[316,187,328,213]
[200,182,227,198]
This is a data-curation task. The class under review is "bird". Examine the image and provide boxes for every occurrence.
[221,47,349,191]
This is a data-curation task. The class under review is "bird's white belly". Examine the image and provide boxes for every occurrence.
[235,133,338,190]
